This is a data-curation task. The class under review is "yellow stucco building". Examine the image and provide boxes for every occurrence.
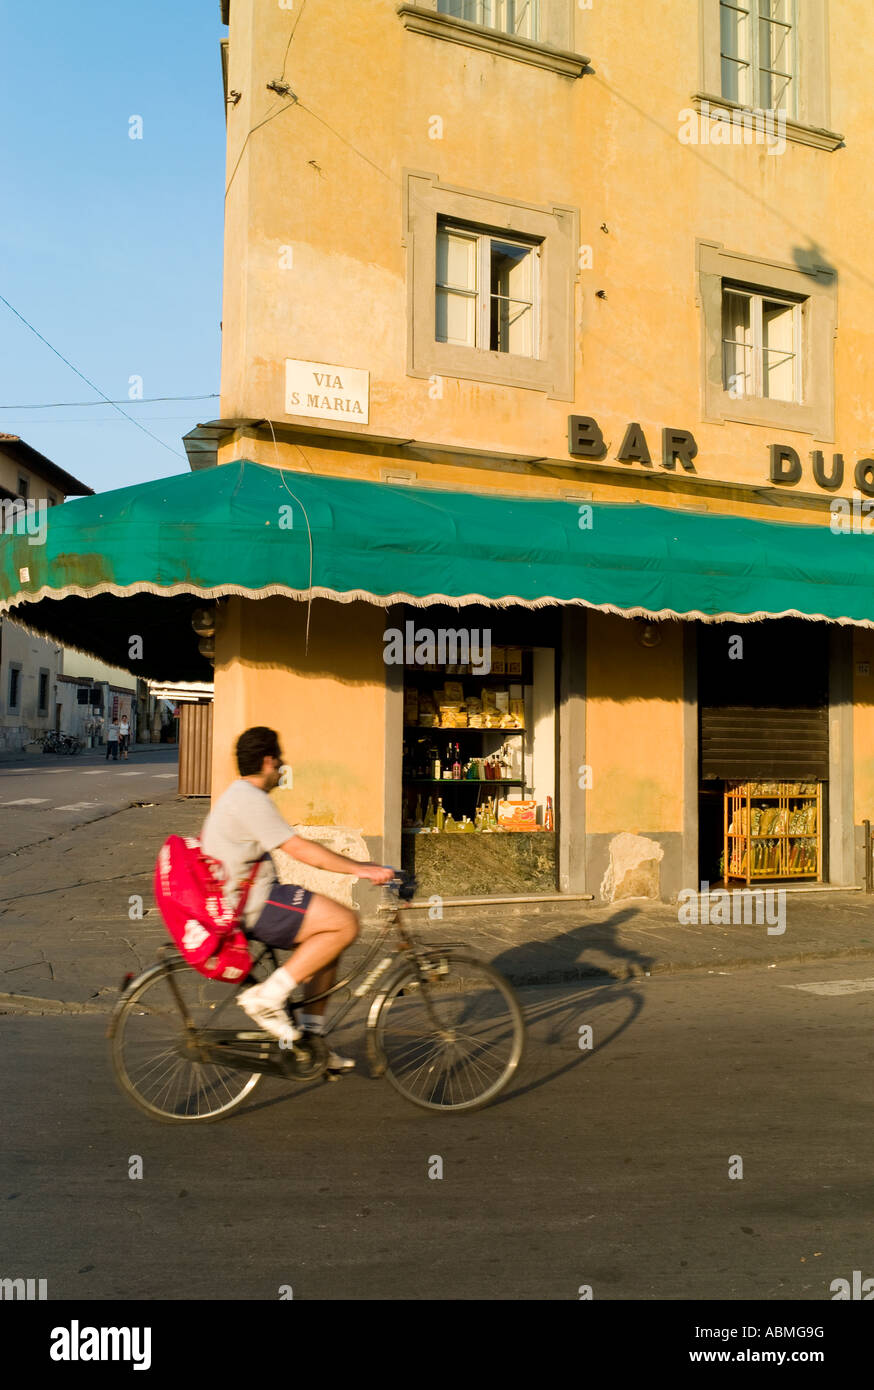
[179,0,874,908]
[2,0,863,912]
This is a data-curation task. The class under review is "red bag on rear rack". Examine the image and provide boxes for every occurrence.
[153,835,259,982]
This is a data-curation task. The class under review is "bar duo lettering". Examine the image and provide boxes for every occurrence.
[569,415,874,495]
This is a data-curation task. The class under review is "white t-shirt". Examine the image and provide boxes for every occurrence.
[200,779,293,927]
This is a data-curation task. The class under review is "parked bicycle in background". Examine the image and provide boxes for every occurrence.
[34,730,83,755]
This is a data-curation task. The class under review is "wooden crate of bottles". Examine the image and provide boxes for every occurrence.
[724,780,822,885]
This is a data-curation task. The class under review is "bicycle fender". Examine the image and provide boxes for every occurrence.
[364,963,413,1078]
[105,958,173,1040]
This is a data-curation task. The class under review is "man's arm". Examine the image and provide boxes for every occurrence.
[279,834,395,884]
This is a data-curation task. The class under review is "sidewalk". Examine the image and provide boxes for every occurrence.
[2,798,874,1013]
[0,739,166,764]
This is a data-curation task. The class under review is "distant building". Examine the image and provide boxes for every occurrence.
[0,437,154,751]
[0,437,91,751]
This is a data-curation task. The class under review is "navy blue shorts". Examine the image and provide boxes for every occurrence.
[250,882,313,950]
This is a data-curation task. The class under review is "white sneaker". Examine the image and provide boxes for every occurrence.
[326,1050,356,1072]
[238,984,302,1047]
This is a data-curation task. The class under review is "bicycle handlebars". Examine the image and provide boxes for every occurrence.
[386,870,417,902]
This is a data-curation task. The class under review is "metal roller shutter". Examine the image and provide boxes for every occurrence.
[700,706,829,780]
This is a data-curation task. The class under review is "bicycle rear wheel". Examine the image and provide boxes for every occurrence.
[109,959,262,1122]
[372,950,524,1113]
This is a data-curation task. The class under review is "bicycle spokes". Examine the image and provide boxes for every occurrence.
[374,952,524,1112]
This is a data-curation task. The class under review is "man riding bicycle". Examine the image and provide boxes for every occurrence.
[200,726,395,1070]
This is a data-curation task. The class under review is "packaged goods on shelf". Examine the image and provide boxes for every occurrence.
[482,689,497,710]
[495,691,510,713]
[466,697,483,725]
[491,646,506,675]
[444,681,464,703]
[509,699,525,728]
[497,799,538,830]
[507,648,522,676]
[438,704,467,728]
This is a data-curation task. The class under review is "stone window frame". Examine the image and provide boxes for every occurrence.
[7,661,22,714]
[696,0,841,151]
[37,667,50,716]
[405,170,578,400]
[397,2,587,79]
[697,239,836,439]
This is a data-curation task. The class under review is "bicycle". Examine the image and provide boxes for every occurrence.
[37,731,82,755]
[108,874,525,1122]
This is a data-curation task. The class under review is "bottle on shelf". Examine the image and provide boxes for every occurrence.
[544,795,554,832]
[414,794,423,826]
[452,744,461,780]
[430,744,441,780]
[436,797,445,832]
[424,797,436,829]
[444,812,457,833]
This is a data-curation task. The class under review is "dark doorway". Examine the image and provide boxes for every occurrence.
[696,619,830,883]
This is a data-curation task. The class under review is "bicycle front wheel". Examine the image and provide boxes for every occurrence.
[372,950,524,1113]
[109,959,262,1123]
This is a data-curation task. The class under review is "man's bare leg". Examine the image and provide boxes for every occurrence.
[240,896,356,1054]
[299,961,339,1020]
[277,895,357,986]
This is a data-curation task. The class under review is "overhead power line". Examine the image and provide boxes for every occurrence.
[0,291,187,461]
[0,393,219,410]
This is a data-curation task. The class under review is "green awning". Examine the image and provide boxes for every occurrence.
[2,459,874,627]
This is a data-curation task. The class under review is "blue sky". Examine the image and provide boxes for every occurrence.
[0,0,226,493]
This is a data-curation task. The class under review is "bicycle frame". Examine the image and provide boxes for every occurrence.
[158,894,462,1048]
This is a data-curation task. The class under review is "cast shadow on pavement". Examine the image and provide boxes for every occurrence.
[240,909,654,1119]
[485,908,655,1107]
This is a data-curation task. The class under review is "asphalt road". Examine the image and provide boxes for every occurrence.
[0,745,180,855]
[2,957,873,1301]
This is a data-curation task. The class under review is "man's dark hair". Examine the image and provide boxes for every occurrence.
[236,726,281,776]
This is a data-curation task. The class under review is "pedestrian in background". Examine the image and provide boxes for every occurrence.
[119,714,130,760]
[106,720,119,761]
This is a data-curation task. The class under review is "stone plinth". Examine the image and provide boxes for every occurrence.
[402,830,556,896]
